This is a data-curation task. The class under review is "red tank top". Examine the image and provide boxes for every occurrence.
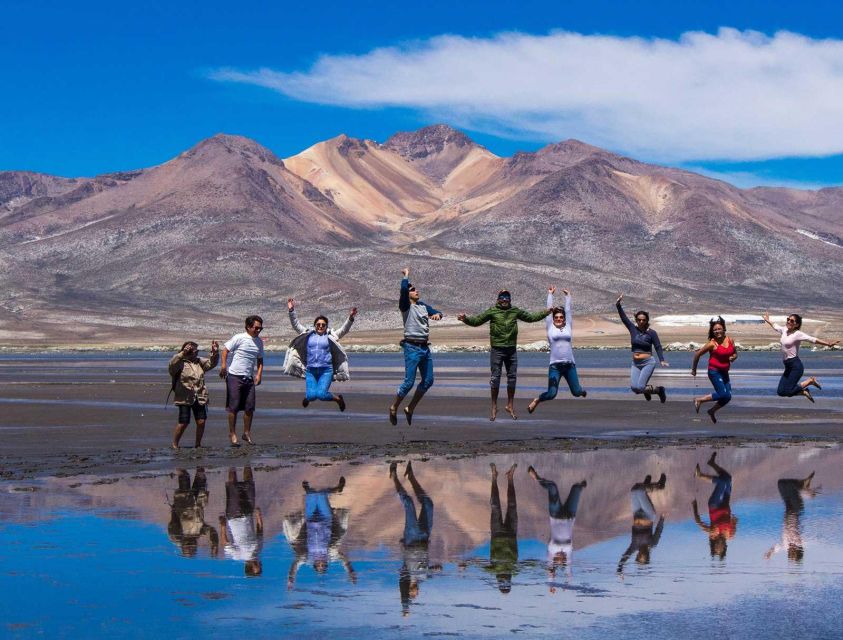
[708,338,735,372]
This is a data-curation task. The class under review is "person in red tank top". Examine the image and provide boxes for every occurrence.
[692,452,738,560]
[691,317,738,423]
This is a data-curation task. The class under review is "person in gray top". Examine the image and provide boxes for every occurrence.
[616,294,669,402]
[389,268,443,426]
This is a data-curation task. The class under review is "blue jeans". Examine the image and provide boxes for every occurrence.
[539,362,584,401]
[708,475,732,509]
[397,343,434,398]
[777,357,804,397]
[630,356,656,393]
[305,366,334,401]
[399,493,433,545]
[708,369,732,405]
[540,479,584,519]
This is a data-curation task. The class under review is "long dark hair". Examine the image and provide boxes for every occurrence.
[708,317,726,341]
[788,313,803,330]
[634,310,650,327]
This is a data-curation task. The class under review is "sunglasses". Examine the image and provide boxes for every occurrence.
[314,322,327,328]
[252,327,264,332]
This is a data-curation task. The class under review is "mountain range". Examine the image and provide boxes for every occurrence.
[1,124,841,344]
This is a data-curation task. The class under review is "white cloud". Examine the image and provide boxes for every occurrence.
[210,28,843,163]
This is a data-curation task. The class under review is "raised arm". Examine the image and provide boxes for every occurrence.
[287,299,307,334]
[333,308,357,340]
[204,341,220,371]
[616,294,634,332]
[762,312,781,334]
[563,290,572,330]
[399,268,411,312]
[545,289,555,329]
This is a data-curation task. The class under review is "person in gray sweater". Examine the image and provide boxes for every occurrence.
[389,267,443,426]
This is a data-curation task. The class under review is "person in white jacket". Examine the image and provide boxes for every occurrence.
[284,298,356,411]
[527,286,587,414]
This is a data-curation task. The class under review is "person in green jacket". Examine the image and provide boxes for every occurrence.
[458,290,549,420]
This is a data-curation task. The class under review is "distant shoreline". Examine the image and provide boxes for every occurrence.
[1,342,839,354]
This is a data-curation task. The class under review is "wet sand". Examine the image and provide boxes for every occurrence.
[2,352,841,480]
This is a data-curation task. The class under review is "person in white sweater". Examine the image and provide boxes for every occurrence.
[762,312,838,401]
[527,286,587,414]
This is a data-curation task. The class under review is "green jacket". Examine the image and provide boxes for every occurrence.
[462,304,548,347]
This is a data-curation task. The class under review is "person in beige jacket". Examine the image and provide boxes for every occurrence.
[169,340,219,449]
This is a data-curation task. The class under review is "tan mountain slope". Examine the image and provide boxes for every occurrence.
[284,134,443,233]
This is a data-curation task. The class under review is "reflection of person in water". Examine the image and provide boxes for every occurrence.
[167,467,219,558]
[527,465,586,588]
[692,452,738,560]
[485,462,519,593]
[765,472,818,563]
[219,467,264,576]
[618,472,666,574]
[285,475,355,589]
[391,461,440,616]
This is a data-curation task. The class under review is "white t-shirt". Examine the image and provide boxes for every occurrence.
[224,333,264,377]
[773,325,817,360]
[224,516,261,561]
[547,516,574,563]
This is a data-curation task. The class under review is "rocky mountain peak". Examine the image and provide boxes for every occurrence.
[178,133,285,168]
[383,124,475,160]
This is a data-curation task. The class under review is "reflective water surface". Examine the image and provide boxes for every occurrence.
[3,444,843,638]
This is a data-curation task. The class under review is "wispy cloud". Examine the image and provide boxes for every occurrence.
[210,28,843,163]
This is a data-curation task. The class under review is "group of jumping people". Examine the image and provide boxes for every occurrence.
[167,267,839,448]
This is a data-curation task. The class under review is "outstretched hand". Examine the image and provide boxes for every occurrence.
[762,311,770,323]
[210,340,219,353]
[402,267,409,278]
[548,285,556,294]
[457,313,466,322]
[561,288,570,296]
[616,293,624,304]
[287,298,295,311]
[430,313,442,321]
[660,361,670,368]
[349,307,358,318]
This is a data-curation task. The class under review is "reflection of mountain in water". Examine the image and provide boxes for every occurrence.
[7,444,841,564]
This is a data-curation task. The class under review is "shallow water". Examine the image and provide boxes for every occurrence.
[3,444,843,638]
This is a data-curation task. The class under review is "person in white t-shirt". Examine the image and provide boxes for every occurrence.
[762,312,838,401]
[219,466,264,576]
[527,465,586,590]
[219,316,265,446]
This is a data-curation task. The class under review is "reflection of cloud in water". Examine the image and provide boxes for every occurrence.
[3,444,843,637]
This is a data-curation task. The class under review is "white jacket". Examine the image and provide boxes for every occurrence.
[282,309,354,380]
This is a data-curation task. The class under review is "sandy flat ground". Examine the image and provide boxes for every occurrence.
[1,353,841,480]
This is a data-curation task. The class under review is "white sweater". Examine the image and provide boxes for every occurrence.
[546,292,575,364]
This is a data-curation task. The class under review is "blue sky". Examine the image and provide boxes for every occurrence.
[3,0,843,187]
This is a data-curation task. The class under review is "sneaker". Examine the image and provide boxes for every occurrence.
[657,386,667,403]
